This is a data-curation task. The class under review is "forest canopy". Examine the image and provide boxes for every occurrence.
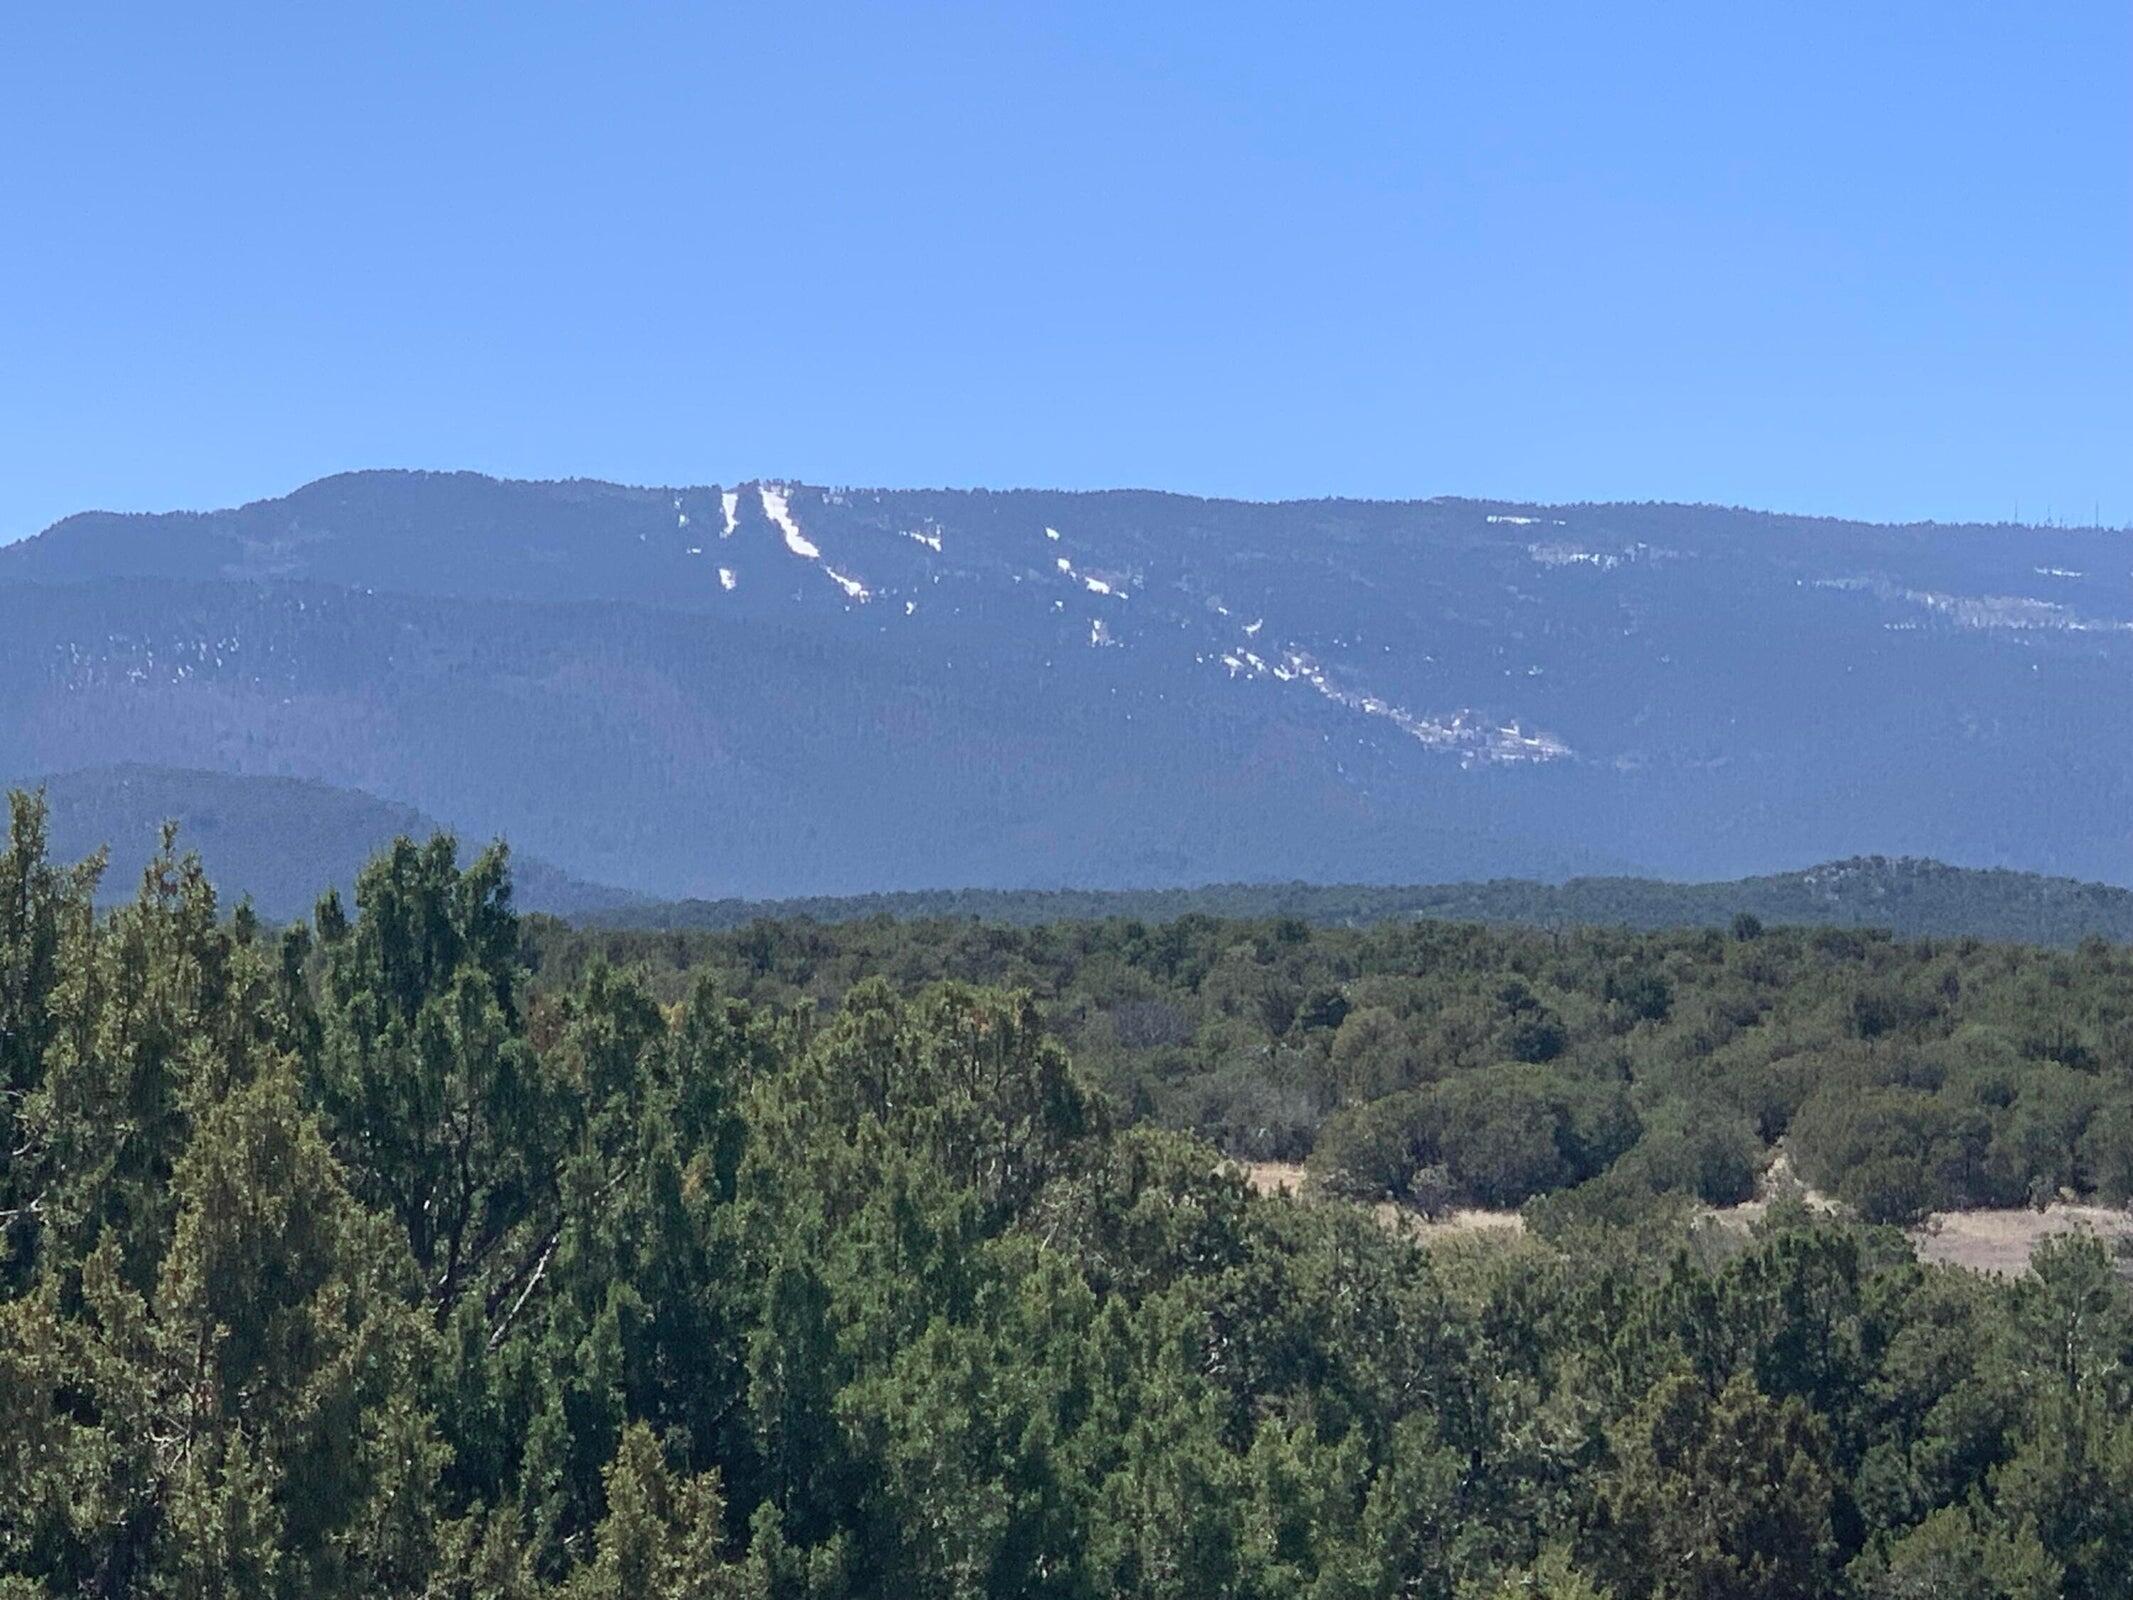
[535,904,2133,1227]
[4,791,2132,1598]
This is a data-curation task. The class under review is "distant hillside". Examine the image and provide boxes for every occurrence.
[581,857,2133,947]
[19,765,637,922]
[8,470,2133,895]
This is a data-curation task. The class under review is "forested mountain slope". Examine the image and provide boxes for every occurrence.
[27,763,636,919]
[7,792,2133,1597]
[590,855,2133,948]
[6,470,2131,895]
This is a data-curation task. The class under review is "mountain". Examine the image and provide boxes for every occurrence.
[19,764,637,922]
[5,470,2131,897]
[582,856,2133,947]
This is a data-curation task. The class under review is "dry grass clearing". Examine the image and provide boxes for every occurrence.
[1237,1162,1526,1243]
[1237,1159,2133,1277]
[1911,1205,2133,1276]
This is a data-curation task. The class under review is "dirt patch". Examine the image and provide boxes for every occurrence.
[1237,1159,2133,1276]
[1910,1205,2133,1276]
[1237,1158,2133,1277]
[1238,1160,1311,1199]
[1236,1161,1525,1243]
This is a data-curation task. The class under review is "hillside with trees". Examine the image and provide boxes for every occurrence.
[29,763,638,921]
[587,855,2133,948]
[9,471,2133,898]
[538,903,2133,1226]
[7,793,2133,1596]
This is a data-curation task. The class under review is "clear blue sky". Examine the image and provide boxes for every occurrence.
[3,3,2127,541]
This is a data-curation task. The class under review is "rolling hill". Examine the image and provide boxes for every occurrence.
[18,764,637,922]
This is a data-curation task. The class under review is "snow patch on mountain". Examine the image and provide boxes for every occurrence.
[1818,577,2130,633]
[759,484,870,602]
[1529,543,1621,571]
[759,486,819,559]
[1220,640,1570,767]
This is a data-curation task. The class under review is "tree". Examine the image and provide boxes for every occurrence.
[1590,1371,1839,1600]
[566,1423,738,1600]
[0,791,102,1281]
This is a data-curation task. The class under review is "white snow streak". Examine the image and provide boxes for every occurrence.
[754,483,872,602]
[718,567,738,591]
[1528,542,1621,571]
[1218,639,1569,766]
[721,491,740,538]
[1816,577,2126,633]
[759,485,819,558]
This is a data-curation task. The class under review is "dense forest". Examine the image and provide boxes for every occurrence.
[536,906,2133,1226]
[5,794,2133,1598]
[583,855,2133,950]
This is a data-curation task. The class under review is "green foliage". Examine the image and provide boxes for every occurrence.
[583,855,2133,950]
[1592,1371,1840,1600]
[6,800,2133,1595]
[536,904,2133,1220]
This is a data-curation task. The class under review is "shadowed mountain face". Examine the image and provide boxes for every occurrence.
[4,470,2130,897]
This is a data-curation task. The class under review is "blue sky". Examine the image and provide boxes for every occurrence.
[2,2,2126,540]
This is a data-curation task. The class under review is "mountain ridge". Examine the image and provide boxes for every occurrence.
[16,464,2113,536]
[6,469,2130,896]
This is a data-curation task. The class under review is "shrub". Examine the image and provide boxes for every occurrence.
[1841,1155,1934,1226]
[1616,1113,1763,1206]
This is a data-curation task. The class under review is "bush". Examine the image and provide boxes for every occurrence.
[1403,1162,1458,1221]
[1525,1169,1699,1244]
[1616,1113,1763,1205]
[1180,1070,1317,1162]
[2078,1098,2133,1204]
[1306,1091,1430,1200]
[1606,966,1675,1022]
[1502,1011,1569,1064]
[1433,1072,1569,1207]
[1841,1155,1934,1225]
